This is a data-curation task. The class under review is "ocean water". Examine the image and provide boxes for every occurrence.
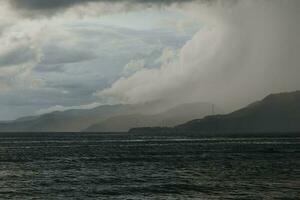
[0,133,299,200]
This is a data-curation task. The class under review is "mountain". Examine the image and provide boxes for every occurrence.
[85,102,218,132]
[0,101,173,132]
[175,91,300,133]
[0,100,217,132]
[0,104,130,132]
[6,90,298,134]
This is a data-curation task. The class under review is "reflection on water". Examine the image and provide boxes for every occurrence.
[0,133,299,199]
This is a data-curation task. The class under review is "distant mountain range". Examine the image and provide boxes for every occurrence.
[85,102,219,132]
[2,91,299,134]
[130,91,300,134]
[0,100,217,132]
[0,104,129,132]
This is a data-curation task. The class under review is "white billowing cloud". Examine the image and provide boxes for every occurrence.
[0,1,125,92]
[123,59,145,76]
[155,47,178,65]
[1,0,299,121]
[61,2,143,20]
[0,1,64,92]
[0,1,93,93]
[0,0,194,93]
[0,1,17,24]
[36,102,103,115]
[0,0,202,120]
[96,26,222,103]
[97,0,300,112]
[0,21,44,91]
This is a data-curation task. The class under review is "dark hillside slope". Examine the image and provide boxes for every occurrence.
[177,91,300,133]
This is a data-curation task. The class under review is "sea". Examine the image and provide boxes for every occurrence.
[0,132,299,200]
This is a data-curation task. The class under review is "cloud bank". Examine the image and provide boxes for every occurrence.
[97,0,300,112]
[0,0,198,119]
[36,102,103,115]
[5,0,203,18]
[1,0,299,120]
[9,0,198,10]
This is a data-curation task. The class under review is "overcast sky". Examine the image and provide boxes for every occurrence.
[0,0,299,120]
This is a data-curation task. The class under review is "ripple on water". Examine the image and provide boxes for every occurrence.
[0,134,299,199]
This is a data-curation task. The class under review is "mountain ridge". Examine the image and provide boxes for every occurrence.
[0,101,217,132]
[130,91,300,134]
[85,102,219,132]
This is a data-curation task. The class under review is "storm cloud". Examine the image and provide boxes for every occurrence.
[0,0,195,120]
[10,0,195,9]
[0,0,299,120]
[5,0,218,17]
[97,0,300,112]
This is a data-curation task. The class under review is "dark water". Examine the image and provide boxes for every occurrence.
[0,133,299,200]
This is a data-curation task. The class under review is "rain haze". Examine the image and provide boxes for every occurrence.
[0,1,300,199]
[0,0,299,120]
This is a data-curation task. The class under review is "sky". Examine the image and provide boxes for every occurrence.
[0,0,299,120]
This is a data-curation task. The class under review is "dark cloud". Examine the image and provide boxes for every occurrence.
[11,0,194,9]
[10,0,98,11]
[8,0,208,16]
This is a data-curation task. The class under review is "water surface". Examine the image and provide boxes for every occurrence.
[0,133,299,199]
